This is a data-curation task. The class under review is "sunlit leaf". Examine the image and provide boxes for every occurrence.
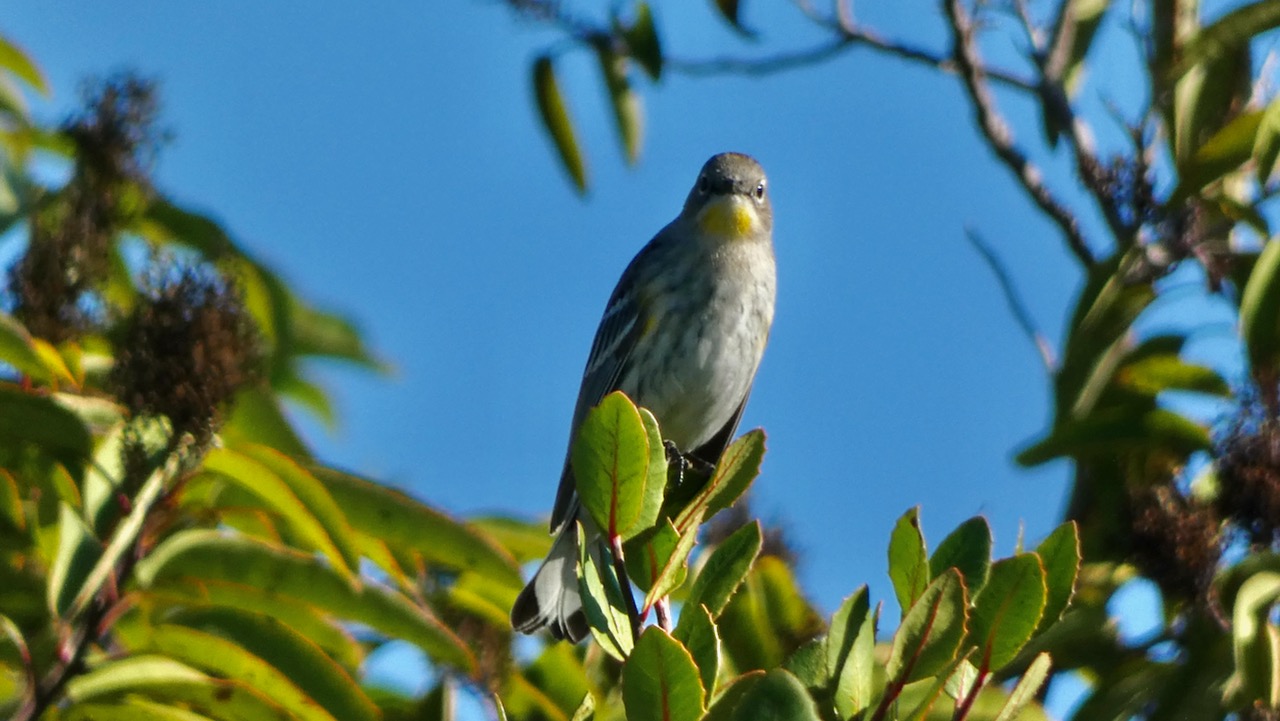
[888,507,930,617]
[1255,96,1280,184]
[134,530,476,673]
[0,35,49,95]
[1228,571,1280,707]
[573,391,651,539]
[827,586,878,720]
[929,517,992,597]
[993,653,1053,721]
[46,502,100,616]
[686,521,761,618]
[65,655,291,721]
[533,54,588,193]
[578,524,634,661]
[595,46,643,165]
[966,555,1047,673]
[674,603,721,697]
[623,627,704,721]
[728,669,819,721]
[1035,522,1080,633]
[314,465,522,587]
[887,569,967,684]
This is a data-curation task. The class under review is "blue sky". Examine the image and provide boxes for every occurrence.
[4,2,1194,713]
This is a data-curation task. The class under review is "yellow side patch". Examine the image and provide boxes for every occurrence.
[697,198,755,238]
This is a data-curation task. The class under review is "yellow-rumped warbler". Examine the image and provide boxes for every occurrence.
[511,152,777,641]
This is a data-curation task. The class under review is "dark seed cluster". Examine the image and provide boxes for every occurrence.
[1216,392,1280,547]
[111,264,261,447]
[7,74,162,343]
[1128,485,1221,604]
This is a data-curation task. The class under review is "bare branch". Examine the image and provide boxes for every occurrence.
[966,227,1057,371]
[943,0,1097,267]
[669,24,1036,93]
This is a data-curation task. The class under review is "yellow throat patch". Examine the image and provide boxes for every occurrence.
[697,196,756,239]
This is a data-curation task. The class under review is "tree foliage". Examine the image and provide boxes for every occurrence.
[4,0,1280,717]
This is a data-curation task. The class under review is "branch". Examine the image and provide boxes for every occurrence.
[943,0,1097,268]
[965,228,1057,371]
[668,28,1036,93]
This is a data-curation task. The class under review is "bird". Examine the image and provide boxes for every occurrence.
[511,152,777,642]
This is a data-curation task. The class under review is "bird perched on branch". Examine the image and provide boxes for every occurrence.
[511,152,777,642]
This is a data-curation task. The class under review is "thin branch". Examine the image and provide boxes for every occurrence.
[965,227,1057,371]
[668,29,1036,93]
[943,0,1097,267]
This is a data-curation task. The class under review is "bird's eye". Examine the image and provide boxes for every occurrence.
[698,175,710,194]
[754,183,766,200]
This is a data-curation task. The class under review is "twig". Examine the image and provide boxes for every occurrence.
[943,0,1097,268]
[965,228,1057,371]
[655,598,672,632]
[668,30,1036,93]
[608,534,643,642]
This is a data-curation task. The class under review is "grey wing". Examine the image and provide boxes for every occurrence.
[548,267,648,532]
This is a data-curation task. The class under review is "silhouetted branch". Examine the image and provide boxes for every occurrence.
[943,0,1097,268]
[965,228,1056,371]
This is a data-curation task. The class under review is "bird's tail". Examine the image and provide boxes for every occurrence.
[511,522,590,642]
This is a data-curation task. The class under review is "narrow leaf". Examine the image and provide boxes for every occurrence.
[712,0,757,38]
[533,54,587,193]
[993,652,1053,721]
[134,530,476,672]
[1255,96,1280,183]
[687,521,762,618]
[1168,1,1280,81]
[831,590,878,720]
[1242,239,1280,373]
[888,507,930,616]
[596,46,643,164]
[673,603,721,699]
[579,526,634,661]
[624,3,664,80]
[1035,522,1080,633]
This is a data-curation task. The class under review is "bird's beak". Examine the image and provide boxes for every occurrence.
[696,194,759,239]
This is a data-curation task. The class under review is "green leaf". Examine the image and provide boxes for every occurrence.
[65,655,291,721]
[134,530,476,673]
[929,517,992,597]
[46,502,101,616]
[624,518,697,609]
[624,3,663,80]
[1229,571,1280,707]
[966,555,1048,673]
[596,46,643,165]
[1016,406,1210,466]
[1242,239,1280,373]
[522,643,591,718]
[711,0,757,38]
[785,640,828,691]
[729,669,819,721]
[468,515,553,564]
[0,35,48,94]
[288,300,386,371]
[1255,96,1280,184]
[0,386,92,464]
[889,507,930,617]
[686,521,761,618]
[700,429,767,520]
[623,627,705,721]
[221,385,311,459]
[993,652,1053,721]
[137,608,377,721]
[887,569,968,684]
[204,446,359,579]
[898,650,975,721]
[717,557,822,672]
[315,465,521,586]
[64,700,218,721]
[578,526,634,661]
[702,671,765,721]
[827,587,878,720]
[0,312,55,382]
[1171,108,1262,202]
[1167,1,1280,81]
[674,603,721,698]
[573,391,651,539]
[1035,522,1080,633]
[533,54,588,193]
[635,407,667,536]
[137,624,344,721]
[140,584,363,671]
[1115,353,1230,397]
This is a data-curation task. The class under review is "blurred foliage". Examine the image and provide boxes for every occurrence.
[509,0,1280,718]
[5,0,1280,717]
